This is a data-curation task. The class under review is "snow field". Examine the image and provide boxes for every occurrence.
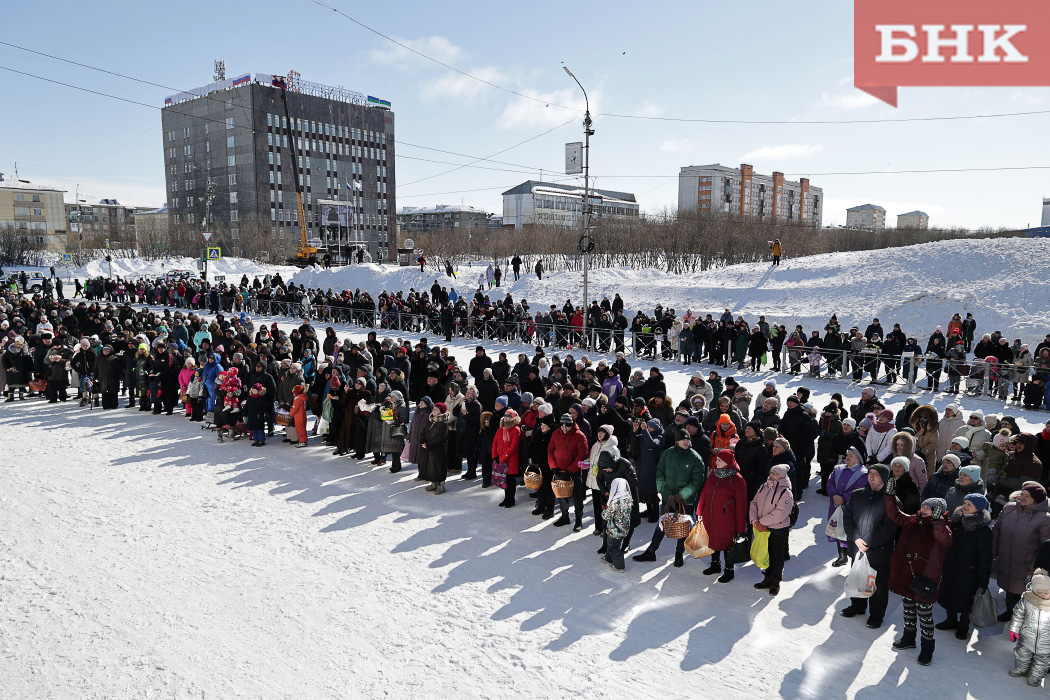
[2,308,1047,699]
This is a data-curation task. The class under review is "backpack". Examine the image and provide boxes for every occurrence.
[776,487,800,527]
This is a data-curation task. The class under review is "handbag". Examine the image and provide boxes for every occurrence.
[724,534,752,566]
[492,460,509,489]
[906,534,940,599]
[969,588,998,628]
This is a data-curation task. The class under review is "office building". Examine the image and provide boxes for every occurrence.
[501,180,639,230]
[1041,198,1050,227]
[896,210,929,229]
[678,164,822,226]
[846,203,887,231]
[0,173,67,251]
[161,71,395,261]
[396,204,495,233]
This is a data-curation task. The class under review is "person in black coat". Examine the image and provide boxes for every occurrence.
[596,449,641,553]
[887,457,922,514]
[735,423,771,502]
[456,387,483,479]
[842,464,901,628]
[779,396,818,496]
[246,359,278,436]
[936,494,992,640]
[94,346,124,409]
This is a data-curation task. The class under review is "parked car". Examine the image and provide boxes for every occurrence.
[4,271,47,293]
[164,269,199,281]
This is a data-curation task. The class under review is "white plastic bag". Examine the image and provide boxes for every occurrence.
[844,552,877,599]
[825,505,846,541]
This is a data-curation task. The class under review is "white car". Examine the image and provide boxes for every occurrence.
[164,270,198,281]
[4,271,48,293]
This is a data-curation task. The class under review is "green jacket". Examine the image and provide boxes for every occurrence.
[656,445,707,502]
[985,443,1008,479]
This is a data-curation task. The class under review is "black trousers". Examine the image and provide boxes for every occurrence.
[766,527,789,580]
[556,471,586,519]
[647,496,697,556]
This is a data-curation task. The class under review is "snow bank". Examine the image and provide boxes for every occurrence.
[74,256,298,280]
[290,237,1050,343]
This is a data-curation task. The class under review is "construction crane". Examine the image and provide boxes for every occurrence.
[273,73,318,266]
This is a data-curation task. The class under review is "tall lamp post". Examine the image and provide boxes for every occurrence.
[563,66,594,348]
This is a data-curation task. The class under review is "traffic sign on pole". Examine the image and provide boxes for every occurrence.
[207,247,222,261]
[61,254,72,263]
[201,231,213,243]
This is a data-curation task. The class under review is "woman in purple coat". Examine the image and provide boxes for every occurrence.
[827,446,869,566]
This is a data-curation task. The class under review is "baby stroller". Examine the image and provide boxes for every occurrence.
[966,358,990,396]
[229,421,252,441]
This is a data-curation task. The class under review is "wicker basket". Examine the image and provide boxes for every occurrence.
[523,466,543,491]
[661,505,692,540]
[29,379,47,392]
[275,410,293,426]
[552,478,574,499]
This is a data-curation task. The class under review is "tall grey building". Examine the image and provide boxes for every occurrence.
[161,72,394,261]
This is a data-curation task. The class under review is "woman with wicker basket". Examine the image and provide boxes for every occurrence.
[547,413,590,530]
[420,402,450,493]
[586,426,619,536]
[491,408,522,507]
[694,448,748,582]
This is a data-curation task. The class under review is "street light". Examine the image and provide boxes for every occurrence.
[563,66,594,348]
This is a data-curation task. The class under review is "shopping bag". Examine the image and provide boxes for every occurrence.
[726,534,752,566]
[750,530,771,570]
[844,552,877,598]
[400,441,411,462]
[684,521,715,559]
[825,505,847,541]
[969,588,998,628]
[492,461,509,489]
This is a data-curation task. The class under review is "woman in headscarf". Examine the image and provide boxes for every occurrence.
[602,477,634,571]
[335,377,370,458]
[378,390,410,474]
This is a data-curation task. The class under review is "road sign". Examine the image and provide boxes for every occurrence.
[565,142,583,175]
[61,254,72,263]
[197,260,205,271]
[202,231,213,242]
[207,247,222,261]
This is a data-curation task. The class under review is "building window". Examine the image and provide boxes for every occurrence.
[16,207,25,215]
[230,227,239,239]
[33,208,42,216]
[205,141,210,152]
[269,171,274,184]
[267,133,273,146]
[32,194,41,202]
[227,136,235,148]
[189,213,196,224]
[16,193,24,201]
[204,123,209,134]
[269,153,273,165]
[229,210,238,222]
[267,114,272,127]
[225,99,232,110]
[225,117,234,129]
[230,191,237,204]
[228,174,237,185]
[228,155,236,167]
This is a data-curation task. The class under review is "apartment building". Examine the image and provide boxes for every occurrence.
[896,210,929,229]
[502,180,639,230]
[678,163,822,226]
[846,203,887,231]
[0,173,67,251]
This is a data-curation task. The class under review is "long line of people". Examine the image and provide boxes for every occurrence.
[5,288,1050,678]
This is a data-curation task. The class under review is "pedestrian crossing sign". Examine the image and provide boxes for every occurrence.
[207,247,222,261]
[61,254,72,263]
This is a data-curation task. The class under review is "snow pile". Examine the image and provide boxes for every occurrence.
[74,256,298,280]
[290,237,1050,343]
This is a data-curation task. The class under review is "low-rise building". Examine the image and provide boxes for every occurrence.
[678,163,822,226]
[846,203,887,231]
[896,210,929,229]
[396,204,494,233]
[0,173,67,251]
[502,180,638,230]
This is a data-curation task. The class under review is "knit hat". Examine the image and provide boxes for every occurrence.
[1024,483,1048,504]
[951,436,970,450]
[292,384,304,395]
[763,427,779,441]
[1032,569,1050,595]
[941,453,961,470]
[764,379,777,389]
[861,386,875,397]
[963,493,989,513]
[559,414,575,426]
[846,445,865,463]
[714,449,737,469]
[889,456,911,472]
[785,395,800,406]
[434,402,448,413]
[582,397,596,408]
[504,408,518,419]
[632,397,646,407]
[646,418,662,430]
[520,392,534,404]
[685,416,701,429]
[922,497,948,520]
[878,408,894,422]
[494,395,508,408]
[842,417,857,430]
[538,403,553,417]
[673,429,689,443]
[968,410,984,422]
[959,466,981,484]
[773,437,791,452]
[992,431,1010,450]
[869,463,891,485]
[944,403,961,417]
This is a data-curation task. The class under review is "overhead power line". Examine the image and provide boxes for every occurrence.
[597,108,1050,125]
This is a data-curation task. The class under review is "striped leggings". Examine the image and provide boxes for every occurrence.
[902,598,935,640]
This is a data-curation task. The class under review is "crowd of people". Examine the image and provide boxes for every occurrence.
[4,273,1050,676]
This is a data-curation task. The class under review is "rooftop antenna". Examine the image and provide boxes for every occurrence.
[214,59,226,82]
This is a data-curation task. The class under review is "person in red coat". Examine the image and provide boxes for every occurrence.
[884,494,953,666]
[289,384,309,447]
[492,409,522,508]
[547,413,590,531]
[697,448,748,583]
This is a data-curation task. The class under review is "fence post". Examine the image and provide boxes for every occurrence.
[982,362,990,396]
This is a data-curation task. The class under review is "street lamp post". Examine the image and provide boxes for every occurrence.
[563,66,594,348]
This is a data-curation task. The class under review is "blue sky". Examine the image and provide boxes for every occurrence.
[3,0,1050,228]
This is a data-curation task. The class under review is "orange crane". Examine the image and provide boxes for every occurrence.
[273,73,317,266]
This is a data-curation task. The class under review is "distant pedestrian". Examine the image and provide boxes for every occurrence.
[535,259,544,280]
[770,239,782,266]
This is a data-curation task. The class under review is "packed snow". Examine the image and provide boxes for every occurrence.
[73,255,298,281]
[291,237,1050,344]
[2,307,1047,699]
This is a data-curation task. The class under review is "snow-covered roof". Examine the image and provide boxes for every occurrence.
[502,180,637,203]
[0,174,65,193]
[137,205,168,215]
[398,204,490,216]
[847,203,886,212]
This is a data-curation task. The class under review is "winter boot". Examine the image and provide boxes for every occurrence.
[4,394,13,403]
[769,579,781,596]
[702,561,722,576]
[434,482,446,495]
[754,572,774,590]
[216,429,224,443]
[832,549,849,567]
[935,612,958,631]
[596,542,607,556]
[673,551,685,568]
[917,638,935,666]
[955,614,970,640]
[425,482,437,491]
[717,566,735,583]
[1027,676,1043,687]
[632,548,657,563]
[573,516,583,533]
[553,513,571,527]
[892,629,917,650]
[1010,667,1029,678]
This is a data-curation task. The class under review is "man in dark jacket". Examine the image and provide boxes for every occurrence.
[247,358,277,434]
[842,464,900,628]
[475,367,500,412]
[779,396,819,497]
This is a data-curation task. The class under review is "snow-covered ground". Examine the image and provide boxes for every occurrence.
[2,308,1046,700]
[74,255,299,281]
[291,237,1050,343]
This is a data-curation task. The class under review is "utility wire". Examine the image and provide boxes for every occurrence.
[598,108,1050,125]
